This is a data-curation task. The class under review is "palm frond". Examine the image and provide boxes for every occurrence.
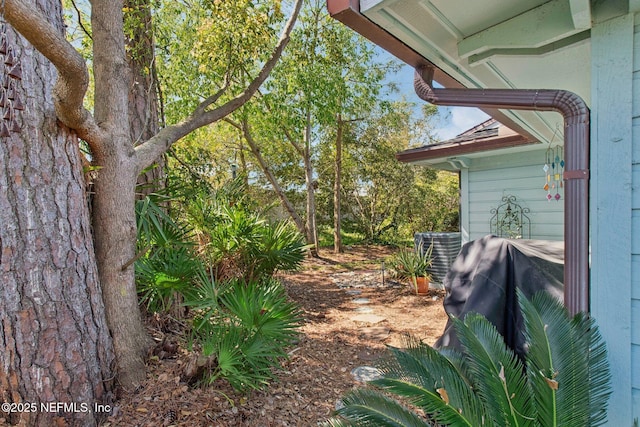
[334,388,433,427]
[571,312,611,426]
[325,290,612,427]
[519,290,611,427]
[372,377,474,427]
[251,220,307,278]
[376,336,485,426]
[452,314,536,426]
[319,419,354,427]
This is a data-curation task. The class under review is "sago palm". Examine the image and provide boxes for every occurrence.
[323,290,611,427]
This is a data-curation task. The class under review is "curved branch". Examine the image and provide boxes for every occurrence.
[135,0,303,172]
[5,0,104,144]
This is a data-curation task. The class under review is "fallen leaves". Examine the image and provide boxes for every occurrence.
[108,247,447,426]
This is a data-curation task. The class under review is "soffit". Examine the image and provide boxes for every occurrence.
[360,0,592,144]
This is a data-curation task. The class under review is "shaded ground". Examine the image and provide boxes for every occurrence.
[108,246,447,426]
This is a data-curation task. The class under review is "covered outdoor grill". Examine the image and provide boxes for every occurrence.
[435,235,564,359]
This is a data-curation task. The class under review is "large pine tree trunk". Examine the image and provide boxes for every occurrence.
[0,12,114,427]
[125,0,164,197]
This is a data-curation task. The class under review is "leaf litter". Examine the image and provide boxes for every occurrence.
[108,246,447,426]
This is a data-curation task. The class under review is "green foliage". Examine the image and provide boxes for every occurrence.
[167,125,243,190]
[135,175,306,309]
[317,226,365,247]
[135,181,303,392]
[521,292,611,426]
[324,291,612,427]
[188,278,301,392]
[154,0,287,122]
[153,2,457,248]
[387,243,433,280]
[179,181,307,282]
[402,169,460,235]
[316,102,458,245]
[135,193,202,312]
[252,220,309,278]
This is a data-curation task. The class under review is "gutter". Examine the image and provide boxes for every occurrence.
[415,67,590,316]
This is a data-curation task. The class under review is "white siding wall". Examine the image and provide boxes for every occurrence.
[464,150,564,242]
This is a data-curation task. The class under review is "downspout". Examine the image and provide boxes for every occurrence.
[414,67,589,315]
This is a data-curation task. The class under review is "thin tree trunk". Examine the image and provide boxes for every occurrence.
[239,120,307,235]
[90,0,153,388]
[303,111,319,256]
[92,155,153,389]
[238,140,249,187]
[0,12,114,427]
[334,115,343,253]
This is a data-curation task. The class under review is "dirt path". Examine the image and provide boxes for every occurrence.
[109,246,447,426]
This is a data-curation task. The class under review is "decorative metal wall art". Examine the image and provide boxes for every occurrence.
[543,145,564,201]
[0,21,23,137]
[490,195,531,239]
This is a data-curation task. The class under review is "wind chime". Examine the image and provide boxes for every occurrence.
[543,145,564,201]
[0,19,23,137]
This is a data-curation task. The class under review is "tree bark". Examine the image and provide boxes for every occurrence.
[0,10,114,427]
[90,0,154,388]
[125,0,165,197]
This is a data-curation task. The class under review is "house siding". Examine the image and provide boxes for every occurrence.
[634,19,640,419]
[634,74,640,421]
[465,150,564,242]
[590,12,635,425]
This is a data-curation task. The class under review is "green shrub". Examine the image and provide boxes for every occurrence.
[135,186,304,392]
[135,186,306,313]
[387,242,433,280]
[135,194,202,313]
[323,290,611,427]
[196,202,306,282]
[250,220,307,279]
[188,278,302,392]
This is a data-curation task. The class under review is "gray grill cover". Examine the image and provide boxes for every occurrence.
[435,235,564,359]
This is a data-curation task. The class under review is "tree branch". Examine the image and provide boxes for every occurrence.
[258,93,305,157]
[135,0,303,172]
[193,79,231,116]
[237,117,307,235]
[70,0,92,40]
[5,0,104,144]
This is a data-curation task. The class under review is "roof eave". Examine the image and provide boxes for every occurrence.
[326,0,539,142]
[396,133,532,164]
[326,0,457,86]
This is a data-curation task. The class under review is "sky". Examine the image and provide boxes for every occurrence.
[382,50,490,141]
